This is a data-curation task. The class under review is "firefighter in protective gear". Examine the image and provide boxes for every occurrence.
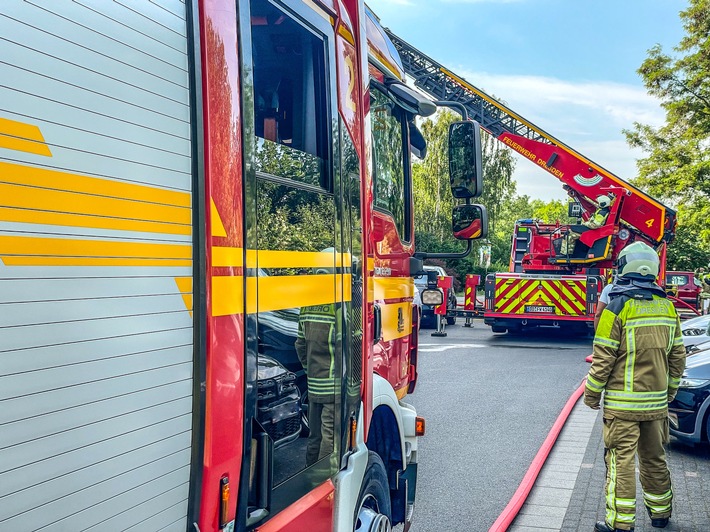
[559,195,612,255]
[586,242,685,532]
[295,254,341,467]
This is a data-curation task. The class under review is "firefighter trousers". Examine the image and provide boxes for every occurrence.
[602,416,673,530]
[306,401,336,467]
[559,230,581,255]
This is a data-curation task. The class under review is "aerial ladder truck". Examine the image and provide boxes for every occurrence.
[385,29,677,334]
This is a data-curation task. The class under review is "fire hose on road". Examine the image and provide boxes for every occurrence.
[488,380,587,532]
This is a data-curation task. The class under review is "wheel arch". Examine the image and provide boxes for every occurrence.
[369,374,406,473]
[368,374,409,525]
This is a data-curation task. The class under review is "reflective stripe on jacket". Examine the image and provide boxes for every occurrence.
[585,289,686,421]
[585,206,610,230]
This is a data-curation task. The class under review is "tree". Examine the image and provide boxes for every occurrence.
[530,198,573,225]
[412,111,459,239]
[624,0,710,265]
[477,129,517,234]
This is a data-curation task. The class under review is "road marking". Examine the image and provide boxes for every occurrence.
[419,343,485,352]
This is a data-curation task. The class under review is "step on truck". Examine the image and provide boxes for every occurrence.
[0,1,489,531]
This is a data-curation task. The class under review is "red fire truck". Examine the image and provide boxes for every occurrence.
[0,1,487,531]
[385,32,677,334]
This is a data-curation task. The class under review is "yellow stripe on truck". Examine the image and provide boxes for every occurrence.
[0,235,191,266]
[0,161,190,206]
[0,118,52,157]
[211,273,353,317]
[0,181,191,227]
[373,277,415,301]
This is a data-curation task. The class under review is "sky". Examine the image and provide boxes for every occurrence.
[366,0,689,201]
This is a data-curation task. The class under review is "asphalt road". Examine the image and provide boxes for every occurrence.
[406,320,592,531]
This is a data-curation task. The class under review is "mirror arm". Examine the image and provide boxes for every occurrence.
[414,240,472,261]
[433,100,468,120]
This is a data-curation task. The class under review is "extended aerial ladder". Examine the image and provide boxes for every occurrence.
[385,28,678,333]
[385,29,676,257]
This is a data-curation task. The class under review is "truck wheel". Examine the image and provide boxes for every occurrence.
[354,452,392,532]
[446,314,457,326]
[491,325,507,333]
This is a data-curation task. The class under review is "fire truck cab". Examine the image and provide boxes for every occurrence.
[0,1,486,531]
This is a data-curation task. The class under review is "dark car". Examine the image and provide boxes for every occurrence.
[669,346,710,444]
[414,265,457,328]
[666,271,702,311]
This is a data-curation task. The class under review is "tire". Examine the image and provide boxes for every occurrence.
[705,409,710,444]
[446,314,457,326]
[491,325,507,333]
[354,452,392,532]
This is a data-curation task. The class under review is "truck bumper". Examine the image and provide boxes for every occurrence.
[484,313,593,329]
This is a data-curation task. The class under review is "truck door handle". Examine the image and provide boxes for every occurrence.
[373,304,382,343]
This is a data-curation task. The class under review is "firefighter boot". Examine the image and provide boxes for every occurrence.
[594,522,633,532]
[646,507,669,528]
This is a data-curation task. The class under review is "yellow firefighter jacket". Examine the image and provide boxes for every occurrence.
[584,206,610,230]
[585,283,686,421]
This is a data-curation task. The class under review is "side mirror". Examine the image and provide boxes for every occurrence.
[452,204,488,240]
[568,202,583,218]
[448,120,483,199]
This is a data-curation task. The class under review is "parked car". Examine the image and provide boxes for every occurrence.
[681,314,710,352]
[669,345,710,444]
[666,270,702,311]
[414,265,457,327]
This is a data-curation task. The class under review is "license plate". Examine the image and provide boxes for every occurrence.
[524,305,555,313]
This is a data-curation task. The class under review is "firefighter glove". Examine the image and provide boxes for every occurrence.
[584,392,601,410]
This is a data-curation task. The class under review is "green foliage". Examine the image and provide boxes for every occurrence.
[530,198,574,225]
[412,111,459,238]
[666,213,710,270]
[478,130,517,234]
[623,0,710,268]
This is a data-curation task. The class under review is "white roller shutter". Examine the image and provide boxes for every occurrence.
[0,1,195,531]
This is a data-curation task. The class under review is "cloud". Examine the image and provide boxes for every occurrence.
[443,69,665,200]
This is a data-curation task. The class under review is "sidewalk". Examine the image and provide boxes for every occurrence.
[510,399,710,531]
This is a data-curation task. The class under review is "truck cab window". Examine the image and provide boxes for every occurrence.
[251,0,328,189]
[371,86,409,241]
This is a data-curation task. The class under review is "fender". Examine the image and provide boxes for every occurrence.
[691,394,710,443]
[332,376,421,531]
[371,374,420,527]
[372,373,419,470]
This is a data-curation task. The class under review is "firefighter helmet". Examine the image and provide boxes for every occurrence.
[596,195,611,208]
[617,241,659,280]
